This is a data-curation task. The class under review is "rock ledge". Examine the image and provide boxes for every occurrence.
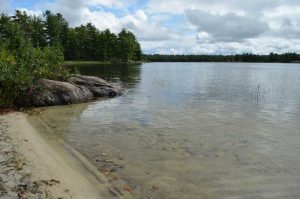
[22,75,122,107]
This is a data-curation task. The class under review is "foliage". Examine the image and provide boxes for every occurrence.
[0,44,66,106]
[0,13,67,106]
[118,29,142,62]
[63,25,141,62]
[44,10,69,48]
[0,47,34,106]
[0,46,66,106]
[2,10,143,62]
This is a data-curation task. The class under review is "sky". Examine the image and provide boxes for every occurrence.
[1,0,300,55]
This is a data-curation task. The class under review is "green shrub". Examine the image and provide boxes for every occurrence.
[0,45,68,106]
[0,13,69,107]
[0,48,33,106]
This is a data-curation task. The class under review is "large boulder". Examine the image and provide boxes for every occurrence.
[18,75,122,107]
[23,79,94,107]
[68,75,122,97]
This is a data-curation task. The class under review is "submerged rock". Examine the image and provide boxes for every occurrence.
[68,75,122,97]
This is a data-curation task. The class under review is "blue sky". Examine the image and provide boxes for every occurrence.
[1,0,300,55]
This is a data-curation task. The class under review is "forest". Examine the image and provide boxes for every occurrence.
[0,10,142,62]
[145,53,300,63]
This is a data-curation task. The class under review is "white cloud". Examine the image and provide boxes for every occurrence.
[4,0,300,54]
[85,0,136,8]
[145,0,300,54]
[120,11,179,41]
[197,32,212,43]
[147,0,231,15]
[36,0,176,42]
[147,0,300,15]
[262,5,300,39]
[186,9,269,42]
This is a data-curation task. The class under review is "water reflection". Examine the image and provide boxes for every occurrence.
[30,63,300,199]
[68,63,141,87]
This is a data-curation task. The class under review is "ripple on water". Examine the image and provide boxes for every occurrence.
[29,63,300,198]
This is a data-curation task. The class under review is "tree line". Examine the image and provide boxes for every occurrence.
[1,10,142,62]
[144,53,300,63]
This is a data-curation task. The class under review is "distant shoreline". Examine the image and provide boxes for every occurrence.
[144,53,300,63]
[145,61,300,63]
[63,60,300,65]
[63,60,145,66]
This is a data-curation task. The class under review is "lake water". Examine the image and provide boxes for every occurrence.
[29,63,300,199]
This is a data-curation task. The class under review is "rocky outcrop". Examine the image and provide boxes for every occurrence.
[23,79,94,107]
[68,75,121,97]
[21,75,122,107]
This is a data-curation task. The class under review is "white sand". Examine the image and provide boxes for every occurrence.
[4,112,131,199]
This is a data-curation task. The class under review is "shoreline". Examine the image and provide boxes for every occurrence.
[0,112,132,198]
[63,61,145,66]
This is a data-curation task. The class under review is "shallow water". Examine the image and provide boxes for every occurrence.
[30,63,300,198]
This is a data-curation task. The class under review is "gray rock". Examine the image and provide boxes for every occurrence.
[23,79,93,107]
[19,75,122,107]
[68,75,122,97]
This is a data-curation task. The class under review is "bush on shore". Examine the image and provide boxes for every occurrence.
[0,19,68,107]
[0,46,67,106]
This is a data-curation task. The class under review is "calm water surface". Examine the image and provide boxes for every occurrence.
[30,63,300,199]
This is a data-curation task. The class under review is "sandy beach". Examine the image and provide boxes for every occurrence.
[0,112,133,199]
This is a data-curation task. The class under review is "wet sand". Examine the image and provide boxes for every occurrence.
[0,112,134,199]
